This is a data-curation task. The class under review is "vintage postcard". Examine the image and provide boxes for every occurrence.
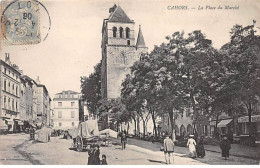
[0,0,260,165]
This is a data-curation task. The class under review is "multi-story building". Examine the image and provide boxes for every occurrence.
[100,4,148,129]
[19,75,35,129]
[52,90,81,129]
[0,53,22,132]
[34,81,51,127]
[101,4,148,99]
[19,77,26,130]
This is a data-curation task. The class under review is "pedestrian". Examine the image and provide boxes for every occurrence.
[87,145,94,165]
[100,154,108,165]
[220,135,231,160]
[92,144,101,165]
[196,136,205,158]
[187,135,197,158]
[163,133,174,164]
[121,131,127,150]
[29,126,35,140]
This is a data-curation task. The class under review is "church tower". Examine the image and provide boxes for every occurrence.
[101,5,147,99]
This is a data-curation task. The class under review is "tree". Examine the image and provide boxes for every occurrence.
[97,98,132,131]
[80,62,102,116]
[220,23,260,136]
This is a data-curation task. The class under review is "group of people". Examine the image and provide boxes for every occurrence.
[87,144,108,165]
[186,135,205,158]
[187,134,232,160]
[163,133,232,164]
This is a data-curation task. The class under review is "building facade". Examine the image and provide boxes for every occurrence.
[52,90,81,130]
[0,54,22,132]
[101,4,148,99]
[0,54,51,133]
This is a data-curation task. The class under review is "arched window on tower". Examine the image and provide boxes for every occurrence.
[126,27,130,38]
[119,27,123,38]
[112,27,117,37]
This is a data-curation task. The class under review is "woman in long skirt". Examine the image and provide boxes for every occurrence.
[196,136,205,158]
[220,135,231,160]
[187,135,197,158]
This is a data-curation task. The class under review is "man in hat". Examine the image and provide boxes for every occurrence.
[163,133,175,164]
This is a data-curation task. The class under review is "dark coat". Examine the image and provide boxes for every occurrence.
[121,133,127,142]
[196,139,205,158]
[88,149,94,165]
[220,139,231,157]
[100,159,108,165]
[92,148,100,165]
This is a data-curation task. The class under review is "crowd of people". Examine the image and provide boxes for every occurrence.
[161,133,232,164]
[85,129,232,165]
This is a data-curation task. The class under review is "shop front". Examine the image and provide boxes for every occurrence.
[238,115,260,147]
[217,119,233,135]
[0,119,8,134]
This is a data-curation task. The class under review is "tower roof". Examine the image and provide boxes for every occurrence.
[136,25,146,48]
[108,5,134,23]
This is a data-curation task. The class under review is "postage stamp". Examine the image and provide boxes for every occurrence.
[1,0,41,45]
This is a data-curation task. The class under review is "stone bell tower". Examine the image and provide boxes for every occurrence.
[101,4,148,99]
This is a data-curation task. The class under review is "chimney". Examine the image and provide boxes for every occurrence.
[36,76,41,84]
[12,64,23,74]
[5,53,11,65]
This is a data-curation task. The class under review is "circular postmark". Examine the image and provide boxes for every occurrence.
[1,0,51,45]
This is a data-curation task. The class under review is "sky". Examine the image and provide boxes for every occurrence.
[0,0,260,98]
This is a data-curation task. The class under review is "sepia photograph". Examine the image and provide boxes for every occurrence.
[0,0,260,165]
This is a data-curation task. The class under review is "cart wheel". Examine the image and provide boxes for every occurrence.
[76,136,83,152]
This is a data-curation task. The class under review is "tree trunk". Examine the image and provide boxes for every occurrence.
[137,116,140,135]
[127,122,130,134]
[151,110,158,138]
[215,114,219,139]
[133,117,137,136]
[248,103,252,136]
[143,119,146,138]
[190,93,202,137]
[168,111,176,141]
[117,122,119,132]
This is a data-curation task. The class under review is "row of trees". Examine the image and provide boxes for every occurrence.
[81,22,260,138]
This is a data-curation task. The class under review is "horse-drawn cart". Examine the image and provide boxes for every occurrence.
[69,120,102,152]
[68,120,118,152]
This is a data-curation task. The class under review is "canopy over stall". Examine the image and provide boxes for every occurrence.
[217,119,233,128]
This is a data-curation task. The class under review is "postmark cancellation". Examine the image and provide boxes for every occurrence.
[1,0,41,45]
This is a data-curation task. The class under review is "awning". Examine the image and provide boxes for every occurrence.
[5,119,13,125]
[217,119,233,128]
[18,121,24,126]
[210,121,216,126]
[0,120,8,130]
[238,115,260,123]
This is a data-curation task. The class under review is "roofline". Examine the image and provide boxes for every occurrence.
[37,84,49,95]
[107,5,134,23]
[55,90,81,95]
[0,59,21,75]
